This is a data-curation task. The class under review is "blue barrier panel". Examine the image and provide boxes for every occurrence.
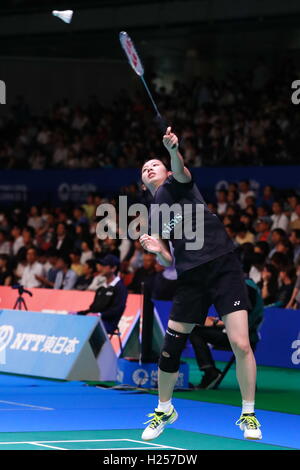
[0,309,111,379]
[255,307,300,369]
[1,165,300,205]
[153,301,300,369]
[117,358,189,389]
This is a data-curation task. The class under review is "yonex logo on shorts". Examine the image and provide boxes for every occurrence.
[234,301,241,306]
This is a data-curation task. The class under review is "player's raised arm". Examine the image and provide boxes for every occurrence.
[163,127,192,183]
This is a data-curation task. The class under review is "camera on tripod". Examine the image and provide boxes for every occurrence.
[11,284,33,310]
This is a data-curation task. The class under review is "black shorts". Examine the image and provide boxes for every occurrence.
[170,251,251,325]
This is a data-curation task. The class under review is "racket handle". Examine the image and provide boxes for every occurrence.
[154,115,177,148]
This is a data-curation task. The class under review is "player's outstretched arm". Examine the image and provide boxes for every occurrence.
[163,126,192,183]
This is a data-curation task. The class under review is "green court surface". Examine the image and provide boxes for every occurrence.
[171,359,300,415]
[0,429,294,451]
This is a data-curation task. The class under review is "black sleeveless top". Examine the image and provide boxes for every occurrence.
[149,175,234,276]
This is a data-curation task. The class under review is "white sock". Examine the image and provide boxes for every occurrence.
[157,399,172,413]
[242,400,255,414]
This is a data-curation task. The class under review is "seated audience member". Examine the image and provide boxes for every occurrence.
[189,279,264,389]
[0,231,10,255]
[16,226,36,261]
[270,201,289,232]
[258,185,274,209]
[152,262,178,301]
[269,252,290,272]
[266,265,296,308]
[257,264,278,305]
[77,255,128,334]
[274,239,294,264]
[249,253,265,284]
[34,249,59,288]
[87,259,106,291]
[285,259,300,309]
[268,228,288,259]
[52,222,74,256]
[127,252,156,294]
[10,225,24,256]
[20,247,45,288]
[53,254,77,290]
[127,240,144,272]
[69,249,84,276]
[224,224,239,246]
[75,259,97,290]
[289,203,300,231]
[289,229,300,263]
[254,241,270,260]
[0,254,13,285]
[235,222,255,245]
[216,189,228,216]
[237,180,255,210]
[255,217,272,242]
[80,240,94,264]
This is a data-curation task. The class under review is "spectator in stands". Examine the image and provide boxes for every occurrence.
[266,266,296,308]
[254,241,270,260]
[289,229,300,263]
[152,262,178,301]
[216,189,228,216]
[268,228,288,259]
[53,254,77,290]
[127,240,144,272]
[0,254,13,286]
[255,217,272,242]
[270,201,289,232]
[20,247,45,288]
[258,185,275,209]
[74,223,92,251]
[52,222,74,256]
[36,249,59,288]
[289,203,300,231]
[69,249,84,277]
[237,180,255,209]
[249,253,265,284]
[27,206,43,231]
[286,259,300,309]
[0,230,11,255]
[257,264,278,305]
[224,224,239,246]
[10,225,24,256]
[75,259,97,291]
[127,252,156,294]
[235,222,255,245]
[87,259,106,291]
[269,252,290,272]
[80,240,94,264]
[77,255,128,334]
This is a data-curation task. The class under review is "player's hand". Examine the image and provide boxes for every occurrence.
[163,126,178,151]
[139,234,161,254]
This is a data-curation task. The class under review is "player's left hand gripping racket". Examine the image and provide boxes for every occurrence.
[119,31,171,136]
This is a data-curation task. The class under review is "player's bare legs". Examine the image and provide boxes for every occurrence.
[142,320,194,440]
[223,310,256,401]
[223,310,262,439]
[158,320,195,402]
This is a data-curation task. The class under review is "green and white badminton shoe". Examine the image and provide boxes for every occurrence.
[142,406,178,441]
[236,412,262,440]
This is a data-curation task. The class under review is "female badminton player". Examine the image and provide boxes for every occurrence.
[139,127,262,441]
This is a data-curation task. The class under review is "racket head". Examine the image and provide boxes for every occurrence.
[119,31,144,76]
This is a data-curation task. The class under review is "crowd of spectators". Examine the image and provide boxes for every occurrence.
[0,58,298,170]
[0,182,300,310]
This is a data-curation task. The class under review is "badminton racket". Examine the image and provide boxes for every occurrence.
[119,31,171,136]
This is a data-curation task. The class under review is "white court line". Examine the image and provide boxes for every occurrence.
[30,442,67,450]
[0,439,185,450]
[0,400,54,411]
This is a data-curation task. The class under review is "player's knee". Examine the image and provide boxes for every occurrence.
[158,327,189,373]
[231,338,251,356]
